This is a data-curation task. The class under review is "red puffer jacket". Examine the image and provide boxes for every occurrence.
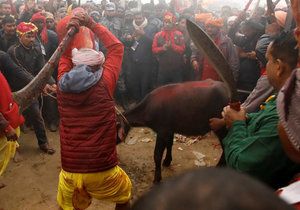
[57,79,118,173]
[57,23,124,173]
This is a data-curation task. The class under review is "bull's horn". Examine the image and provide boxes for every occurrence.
[13,27,77,112]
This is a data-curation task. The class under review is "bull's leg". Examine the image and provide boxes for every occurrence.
[163,133,174,167]
[153,132,166,184]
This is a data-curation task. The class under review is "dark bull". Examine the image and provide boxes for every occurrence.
[117,80,229,183]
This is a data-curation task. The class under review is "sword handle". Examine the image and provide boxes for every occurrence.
[229,101,241,111]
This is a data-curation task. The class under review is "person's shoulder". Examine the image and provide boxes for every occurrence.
[47,29,58,38]
[221,33,234,44]
[149,17,162,26]
[7,43,19,54]
[154,30,163,36]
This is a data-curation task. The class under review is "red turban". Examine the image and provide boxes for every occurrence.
[30,12,48,44]
[16,22,38,36]
[205,17,224,28]
[163,12,176,23]
[195,13,213,23]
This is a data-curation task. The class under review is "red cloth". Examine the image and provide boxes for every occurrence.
[56,15,95,63]
[16,22,38,36]
[205,17,224,28]
[201,57,221,81]
[57,23,124,173]
[261,67,267,76]
[163,12,176,23]
[30,12,48,44]
[201,36,221,81]
[0,72,24,134]
[152,29,185,55]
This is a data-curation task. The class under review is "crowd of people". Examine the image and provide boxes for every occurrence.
[0,0,300,209]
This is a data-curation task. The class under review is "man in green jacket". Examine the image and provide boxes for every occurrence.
[214,33,300,189]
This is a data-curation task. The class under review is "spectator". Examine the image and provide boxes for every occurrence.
[0,15,17,52]
[152,12,185,86]
[212,32,300,189]
[8,22,55,154]
[191,17,239,81]
[131,168,294,210]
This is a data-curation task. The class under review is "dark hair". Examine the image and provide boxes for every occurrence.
[142,3,154,12]
[255,35,276,67]
[1,14,15,25]
[132,168,294,210]
[132,8,142,16]
[242,19,265,32]
[270,32,299,70]
[127,0,138,9]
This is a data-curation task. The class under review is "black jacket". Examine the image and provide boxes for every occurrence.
[0,50,33,91]
[8,42,45,77]
[0,33,18,52]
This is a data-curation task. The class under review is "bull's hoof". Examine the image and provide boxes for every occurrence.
[153,174,162,184]
[163,159,172,167]
[153,179,161,185]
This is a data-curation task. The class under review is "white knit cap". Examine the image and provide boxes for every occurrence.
[72,48,105,66]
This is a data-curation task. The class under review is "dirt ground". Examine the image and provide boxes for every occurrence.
[0,128,222,210]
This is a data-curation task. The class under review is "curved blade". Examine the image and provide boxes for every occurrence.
[13,27,77,112]
[186,19,238,101]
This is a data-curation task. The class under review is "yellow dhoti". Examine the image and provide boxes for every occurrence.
[0,127,20,176]
[57,166,132,210]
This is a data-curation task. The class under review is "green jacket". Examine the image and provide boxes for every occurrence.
[223,97,300,188]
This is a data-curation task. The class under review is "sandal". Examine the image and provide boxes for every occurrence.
[39,143,55,155]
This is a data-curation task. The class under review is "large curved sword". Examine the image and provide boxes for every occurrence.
[13,27,77,112]
[186,19,238,102]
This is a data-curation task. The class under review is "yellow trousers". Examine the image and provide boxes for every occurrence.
[0,127,19,176]
[57,166,132,210]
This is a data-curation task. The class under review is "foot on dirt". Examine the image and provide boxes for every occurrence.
[20,124,30,134]
[13,150,23,163]
[39,143,55,155]
[162,159,171,167]
[48,123,58,132]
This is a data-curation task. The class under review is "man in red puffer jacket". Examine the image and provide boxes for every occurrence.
[56,11,131,210]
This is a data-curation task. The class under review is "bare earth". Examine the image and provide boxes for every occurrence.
[0,128,222,210]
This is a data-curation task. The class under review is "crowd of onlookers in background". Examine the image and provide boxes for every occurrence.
[1,0,300,209]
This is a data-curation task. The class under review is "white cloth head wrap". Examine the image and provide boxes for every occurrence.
[72,48,105,66]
